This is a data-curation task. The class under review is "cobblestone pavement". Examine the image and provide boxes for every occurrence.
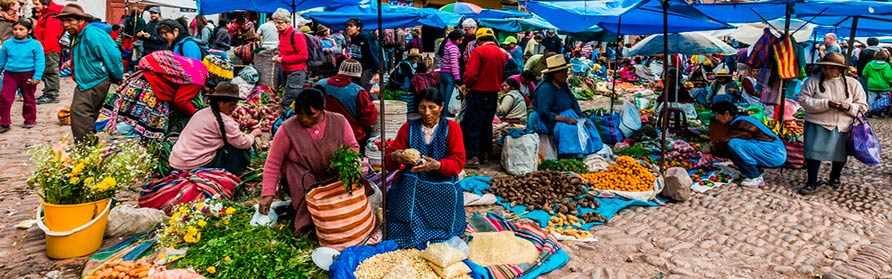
[1,80,890,278]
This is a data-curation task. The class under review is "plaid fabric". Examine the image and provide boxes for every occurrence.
[465,212,564,279]
[138,168,239,213]
[138,50,208,85]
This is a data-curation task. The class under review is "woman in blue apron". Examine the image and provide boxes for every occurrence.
[710,101,787,187]
[384,88,467,248]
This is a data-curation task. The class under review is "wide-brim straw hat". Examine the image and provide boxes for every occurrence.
[542,54,571,74]
[814,53,848,69]
[407,48,422,58]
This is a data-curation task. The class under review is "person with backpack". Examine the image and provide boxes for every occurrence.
[861,49,892,117]
[461,28,510,167]
[345,18,380,89]
[272,9,308,110]
[316,59,378,145]
[158,19,202,61]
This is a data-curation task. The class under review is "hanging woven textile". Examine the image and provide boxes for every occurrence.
[747,28,776,68]
[772,35,798,80]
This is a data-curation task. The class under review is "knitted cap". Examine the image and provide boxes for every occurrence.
[338,59,363,78]
[462,18,477,28]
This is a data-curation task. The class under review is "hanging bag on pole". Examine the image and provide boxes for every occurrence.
[848,114,882,166]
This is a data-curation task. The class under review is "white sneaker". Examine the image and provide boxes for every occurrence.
[741,176,765,187]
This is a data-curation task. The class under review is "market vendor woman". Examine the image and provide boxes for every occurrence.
[709,101,787,187]
[169,82,260,175]
[385,88,467,247]
[258,88,359,234]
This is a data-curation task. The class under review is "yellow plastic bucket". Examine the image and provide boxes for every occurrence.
[37,199,111,259]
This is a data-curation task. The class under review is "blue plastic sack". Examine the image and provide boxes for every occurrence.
[849,115,882,166]
[591,112,623,145]
[554,110,602,157]
[329,240,399,279]
[869,93,891,114]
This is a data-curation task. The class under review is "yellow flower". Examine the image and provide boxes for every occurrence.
[223,256,231,262]
[91,177,117,192]
[197,219,208,228]
[183,230,201,244]
[83,176,95,187]
[68,161,86,177]
[225,207,236,215]
[206,266,216,274]
[68,176,80,185]
[223,219,230,225]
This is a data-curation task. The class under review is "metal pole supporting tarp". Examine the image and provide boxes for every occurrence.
[609,16,623,113]
[377,0,387,239]
[845,16,860,65]
[659,0,668,170]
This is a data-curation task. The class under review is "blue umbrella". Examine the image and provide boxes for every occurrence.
[476,9,531,19]
[478,15,557,32]
[627,32,737,56]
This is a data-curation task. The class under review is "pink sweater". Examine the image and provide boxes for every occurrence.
[169,108,255,170]
[439,40,461,80]
[261,115,358,197]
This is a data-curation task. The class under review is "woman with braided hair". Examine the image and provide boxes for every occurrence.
[798,53,869,195]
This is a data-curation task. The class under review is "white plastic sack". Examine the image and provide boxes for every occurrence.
[448,88,463,116]
[501,133,540,175]
[539,134,558,161]
[105,205,166,238]
[599,176,665,201]
[619,101,642,138]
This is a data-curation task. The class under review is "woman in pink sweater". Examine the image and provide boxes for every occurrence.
[169,83,260,175]
[437,29,463,117]
[257,88,358,234]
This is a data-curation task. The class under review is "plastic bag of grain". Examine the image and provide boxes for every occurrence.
[431,262,471,279]
[468,231,539,266]
[421,241,467,268]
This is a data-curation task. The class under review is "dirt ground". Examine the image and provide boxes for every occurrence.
[2,80,891,278]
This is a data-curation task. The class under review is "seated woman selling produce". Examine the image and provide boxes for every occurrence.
[169,83,260,175]
[709,101,787,187]
[530,54,602,158]
[258,88,360,235]
[384,88,467,247]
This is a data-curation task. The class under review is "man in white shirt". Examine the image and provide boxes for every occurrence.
[256,19,278,50]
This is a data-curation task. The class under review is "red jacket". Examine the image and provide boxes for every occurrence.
[34,1,64,54]
[385,120,466,177]
[277,27,308,73]
[464,42,509,93]
[144,72,200,115]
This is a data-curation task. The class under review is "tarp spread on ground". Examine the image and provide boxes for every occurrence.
[459,176,661,230]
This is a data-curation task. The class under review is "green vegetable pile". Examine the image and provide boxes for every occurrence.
[330,146,362,194]
[539,159,588,173]
[614,144,650,160]
[174,204,324,279]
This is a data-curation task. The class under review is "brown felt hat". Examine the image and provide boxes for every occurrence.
[814,52,848,69]
[55,4,93,20]
[206,82,244,100]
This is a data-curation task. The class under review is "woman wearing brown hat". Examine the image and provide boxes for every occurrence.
[798,53,869,195]
[169,82,261,175]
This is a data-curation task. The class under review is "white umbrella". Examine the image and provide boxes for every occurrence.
[627,32,737,56]
[709,18,815,45]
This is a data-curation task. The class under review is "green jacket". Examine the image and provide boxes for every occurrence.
[72,23,123,91]
[862,60,892,92]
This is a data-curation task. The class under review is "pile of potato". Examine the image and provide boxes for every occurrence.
[490,172,598,215]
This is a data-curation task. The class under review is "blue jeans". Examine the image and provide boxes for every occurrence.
[730,150,762,178]
[439,72,455,116]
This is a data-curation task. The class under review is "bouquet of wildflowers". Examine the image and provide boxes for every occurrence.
[28,137,155,204]
[158,200,239,248]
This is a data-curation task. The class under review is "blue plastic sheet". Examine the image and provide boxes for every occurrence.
[693,0,892,24]
[459,176,661,230]
[527,0,731,34]
[198,0,362,15]
[479,15,557,32]
[305,5,461,29]
[329,240,399,279]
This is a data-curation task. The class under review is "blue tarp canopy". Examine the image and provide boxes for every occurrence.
[527,0,732,35]
[479,15,557,32]
[475,9,531,19]
[303,4,462,29]
[812,16,892,38]
[198,0,365,15]
[693,0,892,24]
